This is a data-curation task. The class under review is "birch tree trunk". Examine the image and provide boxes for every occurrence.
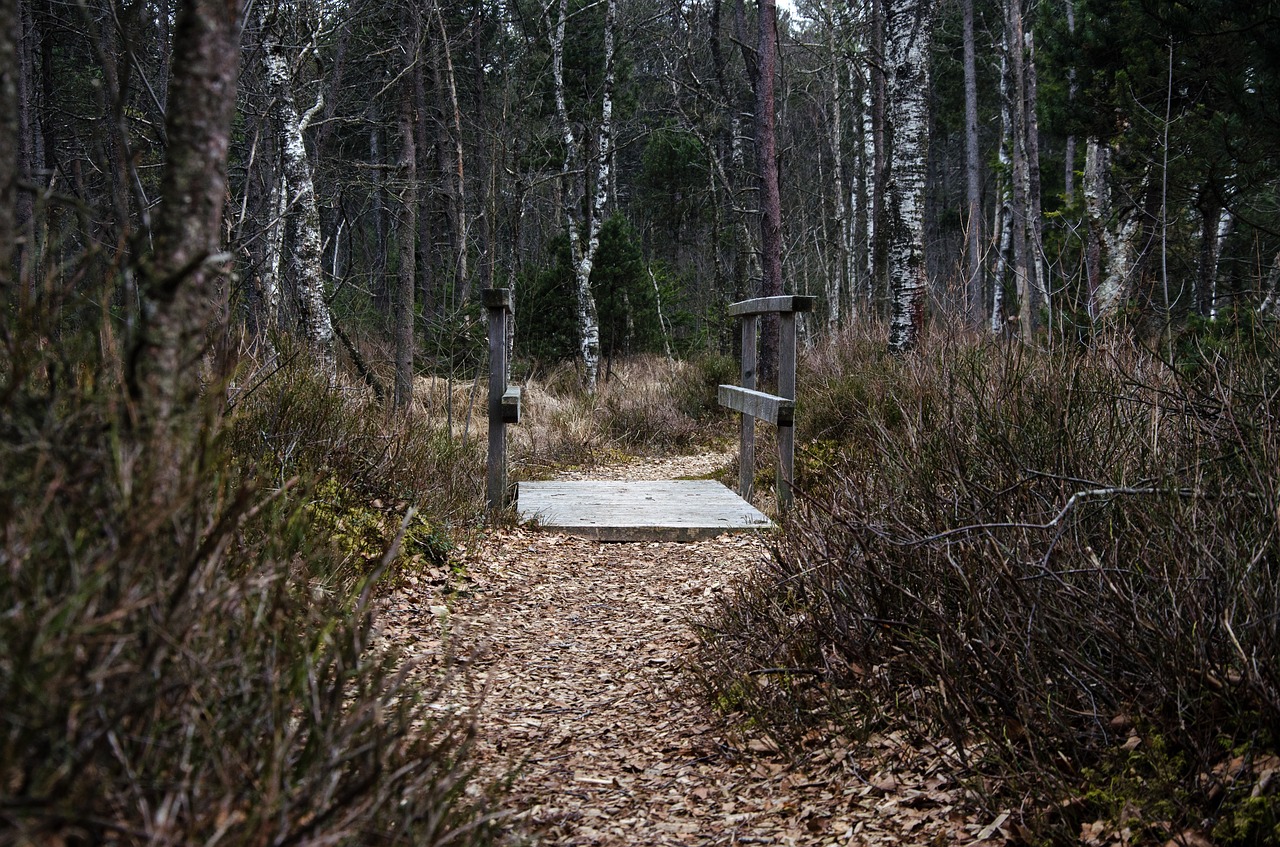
[1086,137,1144,322]
[548,0,613,391]
[826,3,848,331]
[991,50,1013,334]
[261,2,334,375]
[1084,136,1106,315]
[885,0,933,353]
[1024,26,1050,330]
[1259,250,1280,317]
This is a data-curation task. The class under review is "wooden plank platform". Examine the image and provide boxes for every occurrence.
[517,480,772,542]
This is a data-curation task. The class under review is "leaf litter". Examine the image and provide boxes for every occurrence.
[377,454,1010,845]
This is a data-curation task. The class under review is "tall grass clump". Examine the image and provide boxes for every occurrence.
[697,323,1280,842]
[1,296,497,844]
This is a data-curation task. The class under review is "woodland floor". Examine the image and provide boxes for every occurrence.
[379,452,1013,846]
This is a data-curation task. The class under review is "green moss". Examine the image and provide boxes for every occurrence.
[1214,794,1280,845]
[305,477,453,587]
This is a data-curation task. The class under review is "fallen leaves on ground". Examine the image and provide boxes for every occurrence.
[376,454,1010,845]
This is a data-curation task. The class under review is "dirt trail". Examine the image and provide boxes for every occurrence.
[381,454,995,846]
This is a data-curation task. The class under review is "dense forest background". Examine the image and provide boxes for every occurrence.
[9,0,1279,380]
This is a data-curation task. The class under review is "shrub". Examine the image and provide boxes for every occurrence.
[0,301,496,844]
[696,325,1280,841]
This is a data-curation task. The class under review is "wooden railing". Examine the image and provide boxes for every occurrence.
[483,288,520,510]
[718,295,814,511]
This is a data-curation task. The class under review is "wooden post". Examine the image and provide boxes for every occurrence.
[740,314,758,501]
[720,295,813,514]
[777,311,797,511]
[484,288,512,511]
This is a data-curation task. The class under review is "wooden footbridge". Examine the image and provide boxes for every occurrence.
[482,289,813,542]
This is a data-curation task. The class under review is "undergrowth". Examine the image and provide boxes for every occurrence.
[0,294,498,843]
[695,323,1280,843]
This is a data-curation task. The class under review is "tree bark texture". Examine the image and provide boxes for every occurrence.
[755,0,783,382]
[885,0,933,353]
[394,53,417,410]
[962,0,983,327]
[0,0,17,302]
[548,0,612,392]
[261,2,334,375]
[128,0,243,497]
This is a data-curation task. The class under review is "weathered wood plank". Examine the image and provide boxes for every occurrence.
[726,295,817,317]
[518,480,772,542]
[486,291,511,510]
[740,314,758,501]
[501,385,521,424]
[718,385,794,425]
[481,287,513,311]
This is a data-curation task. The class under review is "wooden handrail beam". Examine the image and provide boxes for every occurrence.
[718,385,794,426]
[726,295,816,317]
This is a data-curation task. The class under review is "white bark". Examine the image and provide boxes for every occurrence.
[826,2,847,331]
[1086,137,1145,322]
[548,0,613,392]
[1208,207,1233,320]
[885,0,933,352]
[1259,250,1280,317]
[991,50,1012,334]
[261,4,334,374]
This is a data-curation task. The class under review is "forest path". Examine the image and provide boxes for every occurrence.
[381,453,989,846]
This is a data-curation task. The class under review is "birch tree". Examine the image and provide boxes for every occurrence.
[884,0,934,352]
[260,1,334,375]
[547,0,615,391]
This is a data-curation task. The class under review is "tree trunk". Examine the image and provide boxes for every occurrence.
[1063,0,1077,200]
[870,0,889,307]
[548,0,612,392]
[261,2,334,374]
[1083,137,1106,316]
[1005,0,1032,335]
[128,0,244,498]
[885,0,933,353]
[432,0,468,304]
[755,0,783,382]
[962,0,983,327]
[826,3,848,331]
[0,0,17,301]
[1024,26,1050,330]
[394,46,417,410]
